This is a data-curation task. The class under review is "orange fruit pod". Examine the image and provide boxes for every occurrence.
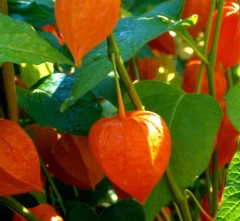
[182,57,227,102]
[128,49,161,81]
[50,134,104,189]
[54,0,121,66]
[209,2,240,69]
[148,32,176,56]
[181,0,211,37]
[12,203,63,221]
[88,110,172,204]
[0,119,42,196]
[25,123,58,165]
[217,101,239,169]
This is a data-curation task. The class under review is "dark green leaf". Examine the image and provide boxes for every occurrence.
[60,0,193,110]
[92,76,118,107]
[0,14,72,65]
[225,84,240,131]
[215,144,240,221]
[17,73,102,135]
[66,201,97,221]
[136,45,156,59]
[99,199,145,221]
[123,81,223,221]
[8,1,54,27]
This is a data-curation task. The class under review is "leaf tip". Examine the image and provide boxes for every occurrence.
[60,97,74,112]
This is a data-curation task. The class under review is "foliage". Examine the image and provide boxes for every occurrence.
[0,0,239,221]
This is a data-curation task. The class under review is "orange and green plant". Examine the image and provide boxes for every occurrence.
[0,0,239,220]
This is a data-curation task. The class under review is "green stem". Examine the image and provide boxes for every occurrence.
[173,201,184,221]
[176,31,208,65]
[132,57,140,81]
[155,213,162,221]
[166,168,192,221]
[211,147,219,216]
[185,189,214,221]
[160,208,171,221]
[196,0,217,93]
[206,0,225,216]
[226,68,233,89]
[206,0,224,98]
[40,159,67,216]
[204,168,213,213]
[111,53,126,118]
[107,34,145,111]
[0,0,19,123]
[0,196,41,221]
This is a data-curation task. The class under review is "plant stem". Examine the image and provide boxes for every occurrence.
[0,0,7,13]
[173,202,183,221]
[160,208,171,221]
[206,0,224,98]
[204,168,213,212]
[111,53,126,118]
[40,159,67,216]
[0,1,19,123]
[0,196,41,221]
[1,63,19,122]
[155,213,162,221]
[185,189,214,221]
[166,168,192,221]
[176,31,208,65]
[211,148,219,216]
[206,0,225,216]
[226,68,233,88]
[196,0,217,93]
[132,57,140,81]
[107,34,145,111]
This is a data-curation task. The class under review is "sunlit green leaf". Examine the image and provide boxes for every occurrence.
[124,81,222,221]
[215,144,240,221]
[0,14,72,65]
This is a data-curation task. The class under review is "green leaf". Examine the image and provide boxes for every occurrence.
[99,199,145,221]
[225,84,240,131]
[123,81,223,221]
[17,73,102,135]
[66,201,98,221]
[215,145,240,221]
[92,76,118,107]
[60,0,194,110]
[8,1,54,27]
[19,62,54,88]
[0,13,73,65]
[174,17,208,64]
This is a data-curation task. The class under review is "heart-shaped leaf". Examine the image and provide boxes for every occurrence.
[66,201,97,221]
[215,143,240,221]
[225,84,240,131]
[99,199,145,221]
[123,81,222,220]
[0,119,42,196]
[17,73,102,135]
